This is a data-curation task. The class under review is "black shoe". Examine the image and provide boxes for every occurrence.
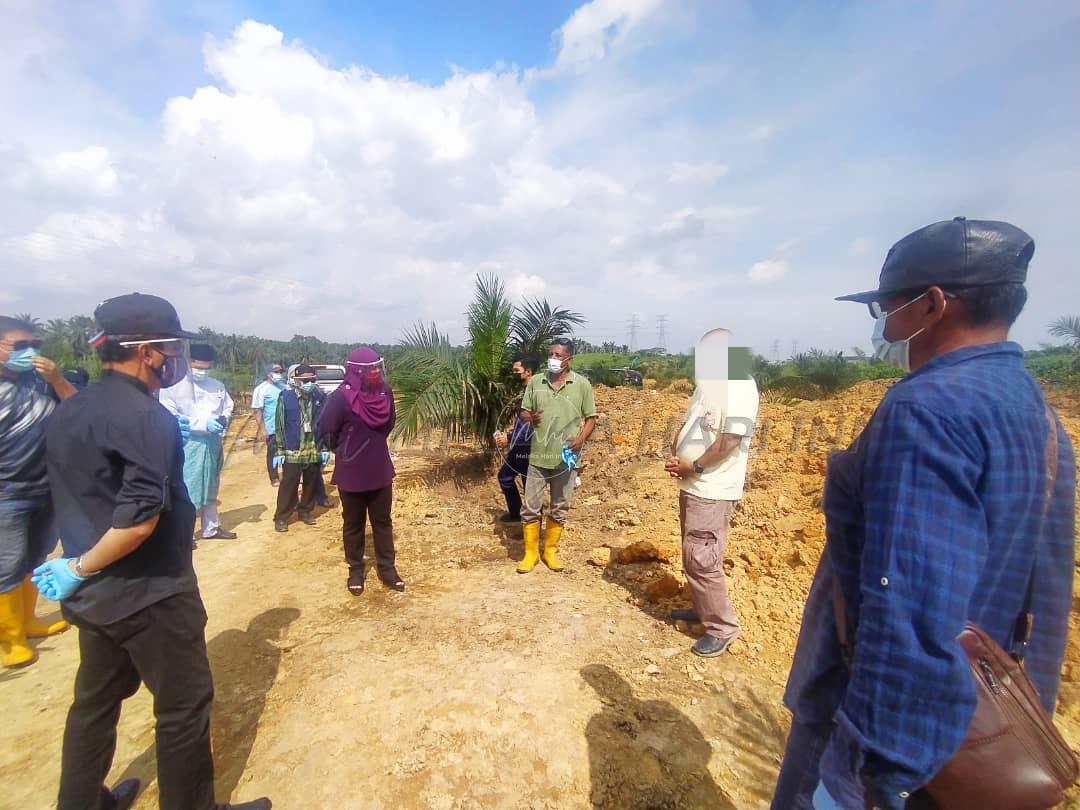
[317,498,333,508]
[109,779,140,810]
[274,519,288,533]
[498,512,520,524]
[299,513,316,526]
[214,799,272,810]
[204,528,237,540]
[691,633,738,658]
[669,608,701,623]
[379,573,406,592]
[347,574,365,596]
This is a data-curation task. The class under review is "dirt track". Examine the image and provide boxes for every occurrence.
[3,383,1079,809]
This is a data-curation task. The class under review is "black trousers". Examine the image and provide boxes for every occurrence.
[340,486,396,580]
[58,591,215,810]
[275,461,320,522]
[497,445,530,519]
[265,436,278,483]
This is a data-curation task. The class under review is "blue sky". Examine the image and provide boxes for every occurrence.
[2,0,1078,355]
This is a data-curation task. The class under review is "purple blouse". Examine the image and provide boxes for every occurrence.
[317,385,396,493]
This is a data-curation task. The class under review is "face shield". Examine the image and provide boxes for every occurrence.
[116,337,190,387]
[346,358,386,389]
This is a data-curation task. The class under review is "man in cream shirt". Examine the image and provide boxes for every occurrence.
[665,340,759,657]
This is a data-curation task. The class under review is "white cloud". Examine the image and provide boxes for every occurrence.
[45,146,118,195]
[749,123,775,140]
[507,273,547,300]
[669,160,729,184]
[848,238,874,257]
[551,0,665,73]
[748,259,788,284]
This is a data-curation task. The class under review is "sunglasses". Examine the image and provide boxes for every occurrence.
[3,339,45,351]
[867,289,959,319]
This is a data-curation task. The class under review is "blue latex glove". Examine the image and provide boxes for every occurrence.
[177,415,190,441]
[31,558,87,601]
[320,451,331,466]
[207,419,225,435]
[811,783,844,810]
[272,455,285,469]
[562,445,579,470]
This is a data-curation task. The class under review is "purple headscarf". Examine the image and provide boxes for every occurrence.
[342,346,391,428]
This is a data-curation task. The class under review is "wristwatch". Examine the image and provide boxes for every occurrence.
[692,459,705,475]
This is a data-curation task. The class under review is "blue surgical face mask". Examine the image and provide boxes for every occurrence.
[871,292,936,373]
[270,373,284,385]
[299,381,316,394]
[190,367,210,380]
[3,347,38,373]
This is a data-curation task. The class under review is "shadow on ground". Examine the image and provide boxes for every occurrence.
[582,663,736,810]
[117,606,300,803]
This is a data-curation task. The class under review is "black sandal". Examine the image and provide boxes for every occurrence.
[347,574,365,596]
[380,575,406,592]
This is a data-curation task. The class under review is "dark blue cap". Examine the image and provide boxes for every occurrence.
[837,217,1034,304]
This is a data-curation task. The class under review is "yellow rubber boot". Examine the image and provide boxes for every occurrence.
[0,587,34,668]
[517,521,541,573]
[542,521,565,571]
[22,577,68,638]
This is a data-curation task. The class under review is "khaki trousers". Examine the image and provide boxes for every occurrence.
[679,491,739,640]
[521,464,575,525]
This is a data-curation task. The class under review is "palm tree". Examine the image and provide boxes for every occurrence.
[16,313,41,332]
[1049,316,1080,366]
[509,298,585,361]
[393,274,588,445]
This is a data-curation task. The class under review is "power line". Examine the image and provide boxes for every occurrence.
[627,313,640,351]
[656,314,667,350]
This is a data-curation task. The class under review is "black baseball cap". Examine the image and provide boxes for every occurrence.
[93,293,198,340]
[837,217,1034,304]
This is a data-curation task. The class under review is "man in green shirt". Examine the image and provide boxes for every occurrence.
[517,338,597,573]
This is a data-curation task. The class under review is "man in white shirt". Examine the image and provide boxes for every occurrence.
[250,363,286,486]
[159,344,236,540]
[665,345,759,657]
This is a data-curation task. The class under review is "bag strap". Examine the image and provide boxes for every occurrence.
[1009,403,1060,663]
[830,402,1060,670]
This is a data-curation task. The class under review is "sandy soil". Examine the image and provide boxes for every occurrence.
[3,382,1078,809]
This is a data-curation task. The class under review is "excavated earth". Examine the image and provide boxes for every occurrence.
[2,380,1079,809]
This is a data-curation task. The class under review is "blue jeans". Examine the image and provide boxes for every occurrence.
[0,495,57,592]
[771,719,833,810]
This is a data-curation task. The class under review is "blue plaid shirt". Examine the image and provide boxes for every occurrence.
[783,342,1076,809]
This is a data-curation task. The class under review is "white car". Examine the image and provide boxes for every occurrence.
[286,364,346,396]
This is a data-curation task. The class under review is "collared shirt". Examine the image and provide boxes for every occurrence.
[251,380,284,434]
[45,370,198,625]
[159,374,234,433]
[521,369,597,468]
[783,342,1076,809]
[675,378,759,501]
[0,372,57,499]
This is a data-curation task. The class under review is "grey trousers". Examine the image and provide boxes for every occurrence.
[521,463,575,525]
[679,491,740,640]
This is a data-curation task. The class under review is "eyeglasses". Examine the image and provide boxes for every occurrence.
[867,289,959,319]
[2,339,45,351]
[117,338,186,357]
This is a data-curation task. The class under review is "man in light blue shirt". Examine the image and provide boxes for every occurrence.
[251,363,285,486]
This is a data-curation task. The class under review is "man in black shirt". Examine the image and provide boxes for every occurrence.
[33,293,271,810]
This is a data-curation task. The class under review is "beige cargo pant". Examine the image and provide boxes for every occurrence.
[679,491,740,641]
[521,464,575,525]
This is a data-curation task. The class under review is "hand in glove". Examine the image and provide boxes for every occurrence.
[31,558,87,601]
[207,418,226,435]
[177,415,191,441]
[272,455,285,469]
[320,451,331,466]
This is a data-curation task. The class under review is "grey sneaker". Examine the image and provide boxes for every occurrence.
[691,633,738,657]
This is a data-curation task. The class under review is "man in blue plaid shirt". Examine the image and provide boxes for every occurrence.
[772,218,1076,810]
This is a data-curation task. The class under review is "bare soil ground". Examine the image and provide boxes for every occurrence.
[3,382,1079,809]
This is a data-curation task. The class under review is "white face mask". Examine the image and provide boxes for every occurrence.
[547,357,565,375]
[191,367,210,380]
[871,292,938,373]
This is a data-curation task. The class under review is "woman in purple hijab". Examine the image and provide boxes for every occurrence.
[317,347,404,594]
